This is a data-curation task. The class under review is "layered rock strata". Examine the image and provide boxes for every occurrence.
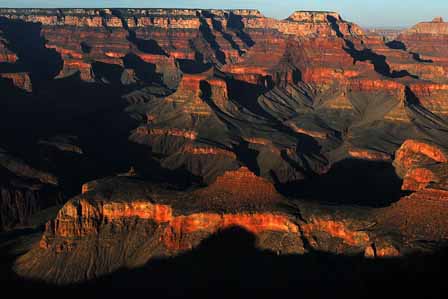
[15,171,416,285]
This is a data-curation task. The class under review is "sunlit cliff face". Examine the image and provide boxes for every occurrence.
[1,8,448,288]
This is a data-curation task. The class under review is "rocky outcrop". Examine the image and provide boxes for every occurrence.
[192,167,284,211]
[393,140,448,191]
[38,135,83,155]
[0,38,17,63]
[0,27,32,91]
[393,140,447,176]
[396,17,448,84]
[16,171,448,285]
[404,17,448,35]
[14,176,413,284]
[365,28,404,41]
[377,191,448,242]
[0,72,32,92]
[348,148,392,161]
[409,83,448,116]
[0,151,62,230]
[0,152,58,186]
[1,9,446,181]
[1,8,448,287]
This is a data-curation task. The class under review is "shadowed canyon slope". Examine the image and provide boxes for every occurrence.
[0,8,448,290]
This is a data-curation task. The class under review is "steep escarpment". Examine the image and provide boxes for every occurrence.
[0,8,447,199]
[15,173,420,285]
[0,8,447,219]
[395,17,448,83]
[393,139,448,191]
[370,139,448,243]
[15,160,448,285]
[0,149,62,230]
[0,8,448,288]
[1,10,446,176]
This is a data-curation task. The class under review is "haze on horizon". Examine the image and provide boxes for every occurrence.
[0,0,447,28]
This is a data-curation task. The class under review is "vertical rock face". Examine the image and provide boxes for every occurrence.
[1,186,39,229]
[0,151,61,230]
[199,167,281,198]
[13,172,448,285]
[0,8,365,89]
[14,176,416,285]
[1,9,448,288]
[0,72,32,92]
[0,26,30,91]
[396,17,448,84]
[403,17,448,34]
[393,139,448,192]
[0,9,447,188]
[0,36,17,63]
[394,139,448,176]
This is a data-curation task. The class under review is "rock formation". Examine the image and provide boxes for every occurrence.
[0,149,62,230]
[396,17,448,84]
[0,9,447,289]
[393,139,448,191]
[14,174,413,285]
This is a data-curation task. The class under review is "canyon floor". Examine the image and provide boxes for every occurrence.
[0,8,448,294]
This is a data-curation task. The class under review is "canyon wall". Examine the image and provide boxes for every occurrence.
[1,9,448,286]
[15,173,405,285]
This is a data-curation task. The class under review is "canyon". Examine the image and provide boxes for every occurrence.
[0,8,447,292]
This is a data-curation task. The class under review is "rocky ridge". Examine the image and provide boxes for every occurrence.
[15,169,408,285]
[0,8,448,287]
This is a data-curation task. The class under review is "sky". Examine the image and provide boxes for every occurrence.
[0,0,447,27]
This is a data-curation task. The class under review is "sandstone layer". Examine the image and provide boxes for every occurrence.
[15,171,431,285]
[0,9,448,288]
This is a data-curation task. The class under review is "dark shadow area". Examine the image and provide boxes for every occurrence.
[344,40,418,79]
[292,69,302,84]
[211,18,244,56]
[385,40,433,63]
[127,31,168,56]
[327,16,418,79]
[2,227,448,297]
[0,18,204,232]
[1,13,447,295]
[411,51,433,63]
[386,40,407,51]
[0,66,200,203]
[0,72,136,190]
[177,58,212,74]
[0,61,22,73]
[278,159,406,207]
[226,78,274,119]
[227,12,255,48]
[124,144,203,190]
[122,53,162,84]
[198,12,226,65]
[80,41,92,54]
[0,165,63,230]
[0,17,63,93]
[279,141,325,174]
[110,8,129,30]
[98,10,111,29]
[327,15,344,38]
[0,76,27,93]
[405,85,420,105]
[36,139,97,199]
[0,227,44,286]
[91,61,123,85]
[233,141,261,176]
[404,86,448,147]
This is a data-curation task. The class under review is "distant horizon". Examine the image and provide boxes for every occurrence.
[0,0,447,27]
[0,7,421,29]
